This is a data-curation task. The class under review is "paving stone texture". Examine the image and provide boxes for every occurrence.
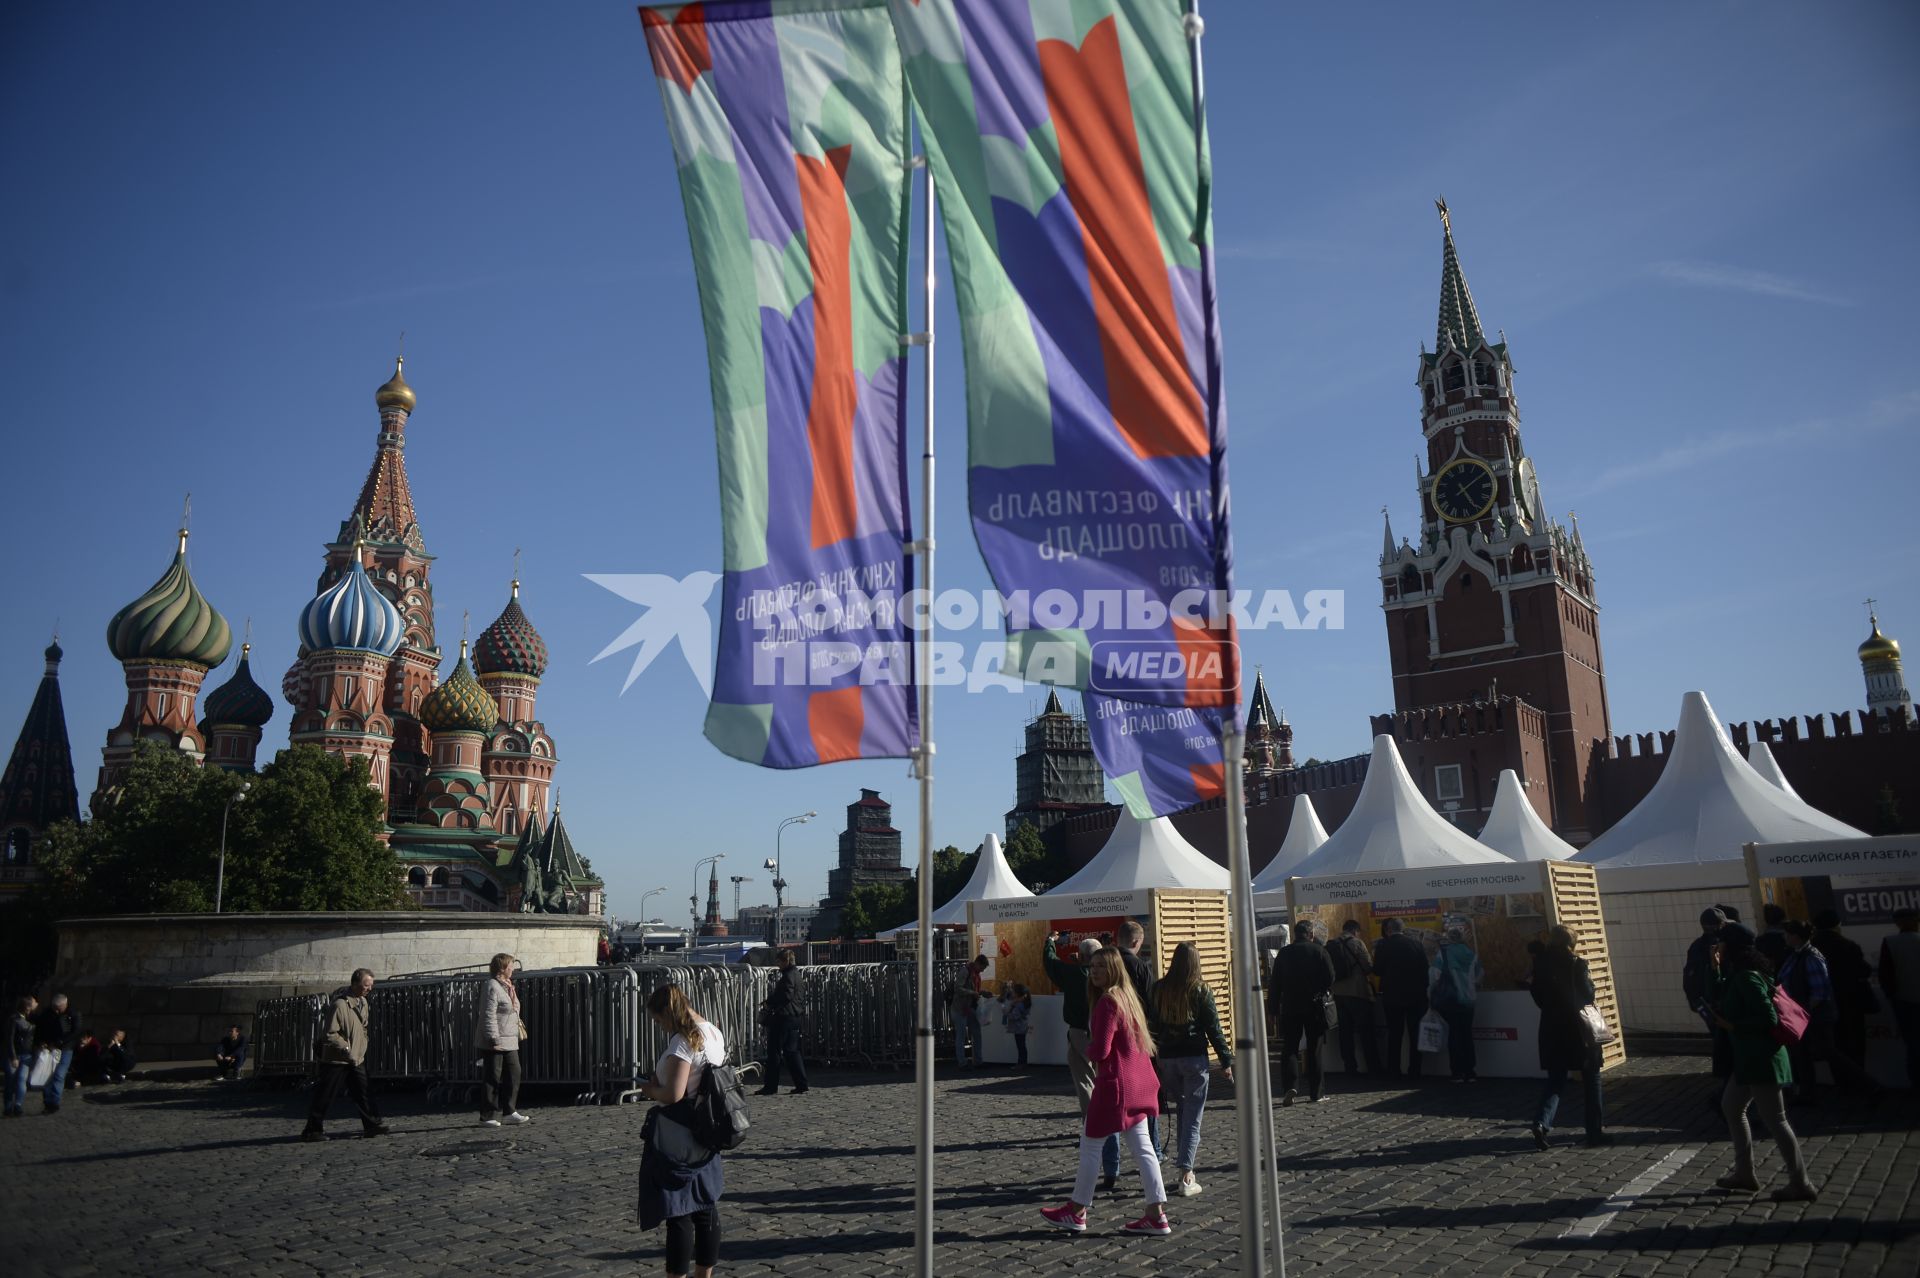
[0,1056,1913,1276]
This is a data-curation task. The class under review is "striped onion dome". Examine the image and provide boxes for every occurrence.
[202,643,275,728]
[281,651,309,705]
[474,580,548,679]
[107,530,233,668]
[299,555,405,656]
[419,641,499,735]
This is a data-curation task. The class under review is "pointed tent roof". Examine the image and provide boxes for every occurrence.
[0,640,80,832]
[879,832,1035,936]
[1477,770,1578,862]
[1745,741,1800,799]
[1434,199,1485,353]
[1042,688,1066,717]
[1045,810,1229,895]
[540,803,596,884]
[1246,670,1280,735]
[1251,793,1331,891]
[1574,692,1862,870]
[1288,736,1503,878]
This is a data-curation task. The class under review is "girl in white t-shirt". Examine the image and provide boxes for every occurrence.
[636,984,726,1278]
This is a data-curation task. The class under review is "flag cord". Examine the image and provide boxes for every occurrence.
[911,148,938,1278]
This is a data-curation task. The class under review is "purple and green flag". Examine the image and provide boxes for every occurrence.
[1084,689,1227,819]
[641,1,917,767]
[890,0,1238,711]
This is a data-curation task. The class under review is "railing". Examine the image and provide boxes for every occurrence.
[252,960,968,1100]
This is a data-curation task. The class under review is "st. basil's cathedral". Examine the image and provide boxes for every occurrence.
[1,361,602,913]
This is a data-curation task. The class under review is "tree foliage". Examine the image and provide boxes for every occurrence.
[840,881,913,938]
[33,742,409,918]
[1003,820,1071,892]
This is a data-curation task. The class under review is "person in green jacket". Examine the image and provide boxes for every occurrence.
[1711,924,1817,1202]
[1044,934,1101,1118]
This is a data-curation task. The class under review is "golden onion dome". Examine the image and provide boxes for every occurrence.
[1859,616,1900,663]
[375,356,416,414]
[419,641,500,736]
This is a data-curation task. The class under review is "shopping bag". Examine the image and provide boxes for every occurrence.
[1770,985,1809,1047]
[1416,1010,1447,1055]
[1577,1004,1617,1048]
[27,1047,56,1088]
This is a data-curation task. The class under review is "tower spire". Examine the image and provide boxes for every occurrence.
[1434,198,1485,352]
[1381,506,1396,562]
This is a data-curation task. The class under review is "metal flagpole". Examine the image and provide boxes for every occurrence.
[908,147,938,1278]
[1185,2,1283,1273]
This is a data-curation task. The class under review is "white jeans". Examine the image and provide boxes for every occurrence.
[1072,1117,1165,1208]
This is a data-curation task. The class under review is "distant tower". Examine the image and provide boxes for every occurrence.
[96,523,233,808]
[1859,603,1912,719]
[1004,690,1107,839]
[700,861,729,937]
[1243,670,1295,777]
[1,638,81,894]
[475,575,556,836]
[291,547,406,794]
[201,642,276,772]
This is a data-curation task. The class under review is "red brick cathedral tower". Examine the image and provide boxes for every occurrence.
[1378,203,1611,840]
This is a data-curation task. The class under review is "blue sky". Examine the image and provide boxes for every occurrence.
[3,3,1915,923]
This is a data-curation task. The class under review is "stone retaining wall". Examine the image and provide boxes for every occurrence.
[52,912,604,1062]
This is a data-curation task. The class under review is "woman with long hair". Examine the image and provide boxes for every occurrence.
[1040,948,1171,1236]
[1527,926,1610,1149]
[1149,942,1233,1197]
[636,984,728,1278]
[1712,924,1818,1201]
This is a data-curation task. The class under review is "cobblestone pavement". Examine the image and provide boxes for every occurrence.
[1,1056,1914,1276]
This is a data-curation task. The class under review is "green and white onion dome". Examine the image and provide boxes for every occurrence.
[299,556,405,656]
[474,580,548,680]
[419,641,500,735]
[202,643,276,728]
[106,530,233,668]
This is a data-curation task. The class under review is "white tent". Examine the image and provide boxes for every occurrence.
[1745,740,1801,799]
[1044,810,1229,896]
[1574,691,1862,870]
[879,832,1032,937]
[1286,735,1504,878]
[1476,769,1578,862]
[1250,793,1330,892]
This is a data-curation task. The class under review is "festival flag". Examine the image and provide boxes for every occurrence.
[1084,689,1227,819]
[890,0,1236,709]
[641,1,918,767]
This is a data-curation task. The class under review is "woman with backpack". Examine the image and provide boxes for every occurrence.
[1429,928,1484,1082]
[1526,926,1611,1149]
[1712,923,1818,1202]
[1149,942,1233,1198]
[1040,948,1172,1237]
[636,984,729,1278]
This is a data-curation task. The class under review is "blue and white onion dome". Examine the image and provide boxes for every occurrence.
[298,555,405,656]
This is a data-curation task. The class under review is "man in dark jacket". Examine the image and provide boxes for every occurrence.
[1328,920,1380,1075]
[32,994,82,1113]
[1685,907,1735,1084]
[1115,920,1155,1007]
[1756,903,1791,969]
[757,950,809,1096]
[1042,934,1098,1116]
[213,1027,248,1081]
[1270,920,1337,1104]
[1811,909,1876,1071]
[1372,919,1430,1080]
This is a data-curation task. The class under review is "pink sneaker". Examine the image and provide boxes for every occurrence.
[1123,1212,1172,1236]
[1040,1203,1088,1233]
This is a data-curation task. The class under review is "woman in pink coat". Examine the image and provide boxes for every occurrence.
[1041,948,1171,1236]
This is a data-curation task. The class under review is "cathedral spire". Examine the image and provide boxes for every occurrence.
[1434,198,1485,352]
[1,634,80,873]
[1381,507,1396,563]
[348,358,424,552]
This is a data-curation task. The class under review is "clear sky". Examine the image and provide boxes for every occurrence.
[3,3,1916,923]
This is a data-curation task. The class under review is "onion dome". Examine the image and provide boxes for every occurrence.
[474,580,548,679]
[107,530,233,668]
[1860,614,1900,663]
[419,641,500,735]
[202,643,276,728]
[45,639,63,667]
[299,554,405,656]
[281,652,308,705]
[375,356,416,414]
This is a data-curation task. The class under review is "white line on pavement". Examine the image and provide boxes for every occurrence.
[1560,1146,1701,1240]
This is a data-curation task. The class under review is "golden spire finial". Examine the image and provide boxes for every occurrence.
[177,493,192,553]
[512,546,523,595]
[1436,197,1451,236]
[1867,596,1879,625]
[462,610,471,646]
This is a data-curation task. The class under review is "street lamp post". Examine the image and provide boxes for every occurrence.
[691,853,725,951]
[214,781,251,914]
[768,810,816,946]
[640,885,667,923]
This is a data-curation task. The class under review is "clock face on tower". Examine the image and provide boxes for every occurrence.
[1431,457,1497,523]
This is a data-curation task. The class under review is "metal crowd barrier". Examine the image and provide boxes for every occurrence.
[252,959,975,1097]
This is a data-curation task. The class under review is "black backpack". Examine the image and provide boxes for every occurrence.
[681,1054,752,1152]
